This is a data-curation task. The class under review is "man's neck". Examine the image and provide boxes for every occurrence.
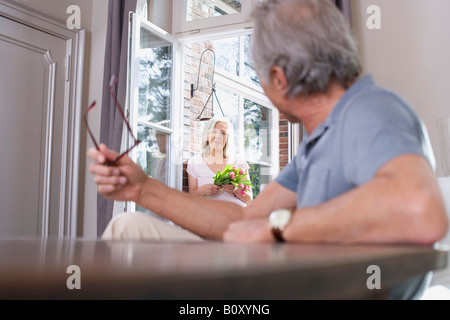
[297,81,348,135]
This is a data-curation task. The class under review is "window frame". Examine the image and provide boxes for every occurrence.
[214,73,279,168]
[210,32,279,169]
[124,12,183,213]
[172,0,258,38]
[214,80,280,191]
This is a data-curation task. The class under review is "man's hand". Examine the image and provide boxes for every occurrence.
[87,144,148,202]
[223,218,275,243]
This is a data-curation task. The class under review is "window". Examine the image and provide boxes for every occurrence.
[127,13,182,214]
[125,2,295,208]
[173,0,258,38]
[185,34,279,197]
[187,0,242,20]
[211,34,259,86]
[243,99,275,196]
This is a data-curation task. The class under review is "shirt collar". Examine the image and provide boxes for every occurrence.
[304,74,375,146]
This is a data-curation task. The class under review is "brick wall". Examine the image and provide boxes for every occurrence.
[278,114,289,171]
[182,39,215,192]
[183,43,214,151]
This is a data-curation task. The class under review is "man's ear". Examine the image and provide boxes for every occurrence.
[270,66,289,94]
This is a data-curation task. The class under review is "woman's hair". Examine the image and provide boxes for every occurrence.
[251,0,362,97]
[201,117,235,158]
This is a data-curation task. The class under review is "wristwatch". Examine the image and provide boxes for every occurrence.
[269,209,293,242]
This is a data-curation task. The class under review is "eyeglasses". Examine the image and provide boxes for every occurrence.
[84,75,141,166]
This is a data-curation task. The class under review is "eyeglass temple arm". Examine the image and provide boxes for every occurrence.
[83,101,100,150]
[109,81,139,143]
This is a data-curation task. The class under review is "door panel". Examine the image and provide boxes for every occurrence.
[0,16,67,238]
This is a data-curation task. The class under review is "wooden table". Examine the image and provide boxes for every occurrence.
[0,238,447,300]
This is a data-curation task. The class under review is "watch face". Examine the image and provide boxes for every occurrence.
[269,209,292,229]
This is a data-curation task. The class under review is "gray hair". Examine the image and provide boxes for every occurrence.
[251,0,362,97]
[201,117,235,158]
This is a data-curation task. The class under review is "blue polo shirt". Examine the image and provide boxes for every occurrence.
[276,74,434,207]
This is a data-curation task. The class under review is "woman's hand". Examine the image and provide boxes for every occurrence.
[195,184,221,197]
[221,184,237,195]
[87,144,149,203]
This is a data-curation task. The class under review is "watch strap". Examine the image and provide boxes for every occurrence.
[272,228,285,242]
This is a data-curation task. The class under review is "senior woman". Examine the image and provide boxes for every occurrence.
[187,117,253,206]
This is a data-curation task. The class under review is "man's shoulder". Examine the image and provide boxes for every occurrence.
[343,84,415,124]
[336,79,423,151]
[345,75,411,112]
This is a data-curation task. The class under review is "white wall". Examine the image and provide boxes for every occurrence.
[81,0,109,239]
[351,0,450,177]
[148,0,173,33]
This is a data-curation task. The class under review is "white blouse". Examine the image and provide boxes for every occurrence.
[186,154,250,207]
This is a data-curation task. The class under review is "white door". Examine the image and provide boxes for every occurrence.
[0,15,71,238]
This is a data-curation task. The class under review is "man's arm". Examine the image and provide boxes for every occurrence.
[225,155,448,244]
[88,144,296,240]
[243,180,297,220]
